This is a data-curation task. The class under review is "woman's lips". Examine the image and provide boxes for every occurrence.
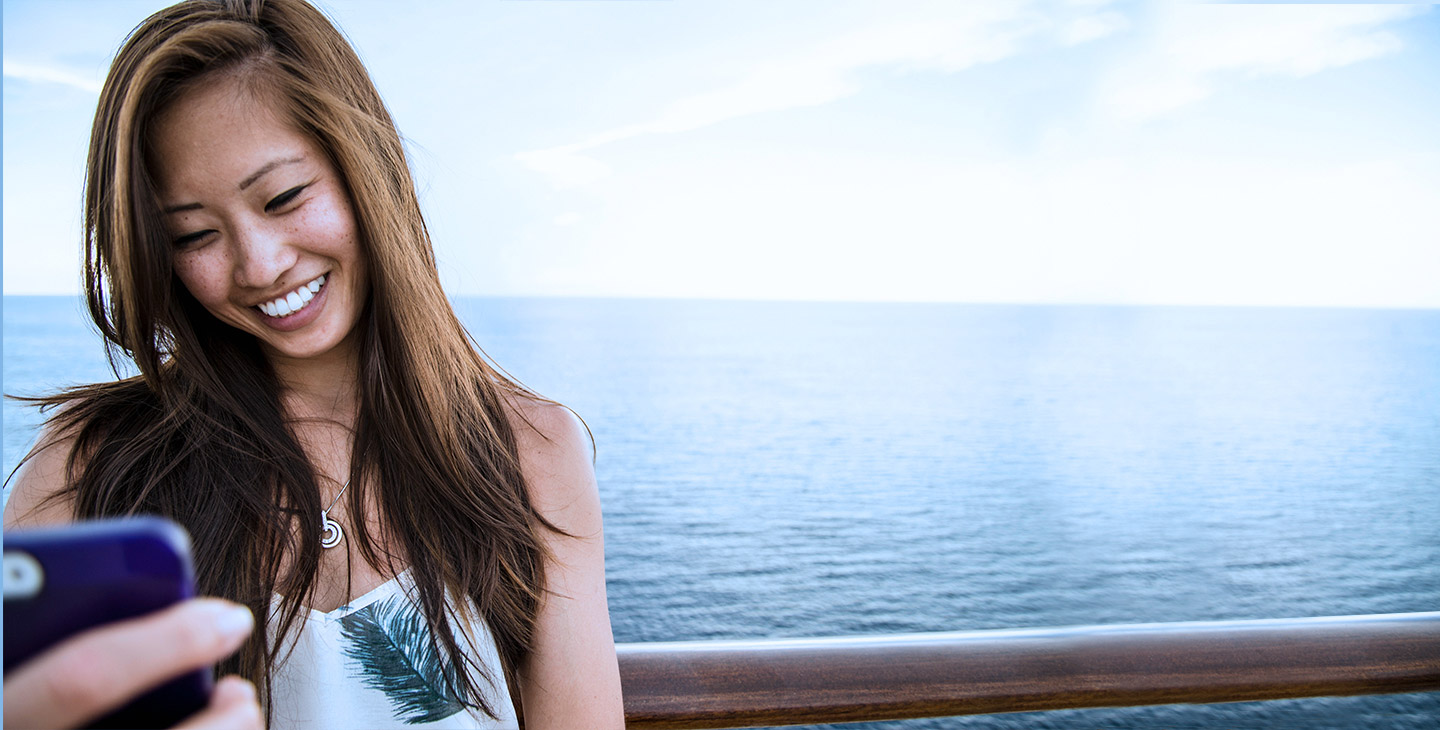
[255,276,328,332]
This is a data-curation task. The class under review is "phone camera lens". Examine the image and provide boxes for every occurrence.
[2,551,45,600]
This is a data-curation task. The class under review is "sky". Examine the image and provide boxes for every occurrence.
[3,0,1438,307]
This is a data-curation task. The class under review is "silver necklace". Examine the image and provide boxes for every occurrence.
[320,477,351,549]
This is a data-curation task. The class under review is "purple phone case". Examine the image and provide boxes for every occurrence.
[4,517,212,728]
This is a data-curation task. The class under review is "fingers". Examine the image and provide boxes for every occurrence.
[2,598,255,730]
[174,677,263,730]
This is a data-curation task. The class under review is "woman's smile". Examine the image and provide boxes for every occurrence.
[254,274,329,332]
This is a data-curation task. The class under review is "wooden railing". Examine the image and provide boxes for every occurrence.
[616,612,1440,729]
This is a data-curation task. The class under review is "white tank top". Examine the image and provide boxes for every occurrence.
[268,570,519,729]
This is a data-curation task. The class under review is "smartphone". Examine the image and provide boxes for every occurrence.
[4,516,212,729]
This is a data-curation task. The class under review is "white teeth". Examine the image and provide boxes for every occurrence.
[257,275,327,318]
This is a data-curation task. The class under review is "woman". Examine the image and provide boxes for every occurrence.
[2,0,625,728]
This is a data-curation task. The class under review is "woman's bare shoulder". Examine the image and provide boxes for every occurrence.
[5,378,160,529]
[503,396,598,528]
[4,422,81,530]
[507,396,592,459]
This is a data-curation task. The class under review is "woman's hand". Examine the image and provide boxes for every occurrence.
[3,598,262,730]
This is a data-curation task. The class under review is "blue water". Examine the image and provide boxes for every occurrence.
[5,296,1439,728]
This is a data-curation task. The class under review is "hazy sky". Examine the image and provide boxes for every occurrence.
[4,0,1438,306]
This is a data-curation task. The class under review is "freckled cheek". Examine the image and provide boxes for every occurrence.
[292,203,363,269]
[172,254,233,309]
[292,204,365,283]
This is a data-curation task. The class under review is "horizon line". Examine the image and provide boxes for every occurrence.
[4,292,1439,312]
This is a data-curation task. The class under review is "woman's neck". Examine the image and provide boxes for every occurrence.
[265,335,362,426]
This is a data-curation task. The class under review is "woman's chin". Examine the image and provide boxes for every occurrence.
[253,322,356,365]
[239,303,362,365]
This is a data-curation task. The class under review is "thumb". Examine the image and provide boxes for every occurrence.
[174,676,263,730]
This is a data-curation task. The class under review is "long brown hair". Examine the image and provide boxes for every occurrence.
[26,0,555,719]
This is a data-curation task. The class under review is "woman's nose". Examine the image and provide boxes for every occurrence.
[231,221,297,289]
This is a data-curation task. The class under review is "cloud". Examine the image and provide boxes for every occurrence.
[3,59,102,94]
[1100,3,1425,122]
[513,147,612,190]
[1058,10,1129,46]
[515,3,1084,189]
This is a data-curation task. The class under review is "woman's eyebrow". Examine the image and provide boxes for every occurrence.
[163,201,203,215]
[239,156,305,191]
[163,156,308,214]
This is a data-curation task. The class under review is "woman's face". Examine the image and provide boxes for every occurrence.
[150,77,368,366]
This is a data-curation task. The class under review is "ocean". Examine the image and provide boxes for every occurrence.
[5,295,1438,729]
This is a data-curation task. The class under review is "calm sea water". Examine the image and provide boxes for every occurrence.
[5,296,1438,729]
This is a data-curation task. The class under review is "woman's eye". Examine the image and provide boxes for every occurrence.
[173,230,214,249]
[265,185,307,212]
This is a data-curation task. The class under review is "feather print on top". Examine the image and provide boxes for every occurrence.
[339,594,472,724]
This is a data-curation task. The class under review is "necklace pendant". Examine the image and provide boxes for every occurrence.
[321,512,343,549]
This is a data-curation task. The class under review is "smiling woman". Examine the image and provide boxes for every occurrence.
[2,1,624,729]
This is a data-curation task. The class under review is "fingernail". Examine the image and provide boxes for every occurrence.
[218,676,258,701]
[209,602,256,640]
